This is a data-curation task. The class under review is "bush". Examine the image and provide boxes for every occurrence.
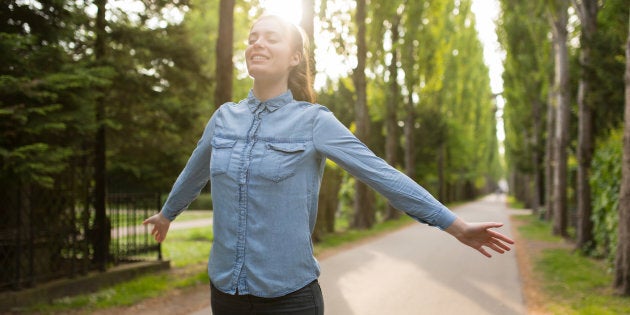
[188,192,213,210]
[589,129,622,262]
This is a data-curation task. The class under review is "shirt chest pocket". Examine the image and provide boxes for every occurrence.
[259,142,306,183]
[210,137,237,177]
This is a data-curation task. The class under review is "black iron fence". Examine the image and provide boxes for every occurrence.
[0,185,162,292]
[108,193,162,264]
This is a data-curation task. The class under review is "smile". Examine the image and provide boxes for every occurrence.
[251,55,269,61]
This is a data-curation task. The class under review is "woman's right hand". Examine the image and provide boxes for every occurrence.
[143,212,171,243]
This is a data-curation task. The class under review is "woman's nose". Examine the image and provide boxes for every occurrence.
[252,38,264,48]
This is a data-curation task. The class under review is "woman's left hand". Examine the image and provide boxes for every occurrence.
[143,212,171,243]
[445,218,515,258]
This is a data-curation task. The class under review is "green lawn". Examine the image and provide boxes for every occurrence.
[515,214,630,314]
[29,226,213,313]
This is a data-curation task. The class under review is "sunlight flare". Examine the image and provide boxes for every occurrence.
[259,0,303,25]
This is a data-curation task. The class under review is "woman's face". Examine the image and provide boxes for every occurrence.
[245,18,300,82]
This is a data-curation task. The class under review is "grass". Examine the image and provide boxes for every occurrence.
[515,214,565,243]
[507,195,525,209]
[27,213,415,313]
[162,226,213,268]
[36,271,209,312]
[515,214,630,314]
[28,226,213,313]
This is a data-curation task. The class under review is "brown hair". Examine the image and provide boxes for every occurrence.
[253,15,316,103]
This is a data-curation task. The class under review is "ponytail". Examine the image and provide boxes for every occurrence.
[288,25,316,103]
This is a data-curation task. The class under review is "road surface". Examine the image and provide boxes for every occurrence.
[190,195,524,315]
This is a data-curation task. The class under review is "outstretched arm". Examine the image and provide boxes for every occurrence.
[445,217,515,258]
[144,111,219,243]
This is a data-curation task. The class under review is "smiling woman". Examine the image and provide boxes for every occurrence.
[144,3,515,315]
[259,0,303,25]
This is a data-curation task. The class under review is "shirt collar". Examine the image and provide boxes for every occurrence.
[247,89,294,113]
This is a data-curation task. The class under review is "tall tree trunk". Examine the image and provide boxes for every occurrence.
[385,16,401,221]
[404,93,416,182]
[614,10,630,296]
[313,165,341,242]
[351,0,374,229]
[545,81,556,221]
[93,0,108,271]
[550,0,570,237]
[573,0,599,251]
[214,0,235,107]
[438,143,447,202]
[404,93,416,178]
[301,0,316,78]
[302,0,330,240]
[531,99,542,214]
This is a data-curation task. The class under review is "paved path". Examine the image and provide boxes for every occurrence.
[191,195,524,315]
[111,211,213,238]
[319,195,524,315]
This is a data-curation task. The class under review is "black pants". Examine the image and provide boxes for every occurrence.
[210,280,324,315]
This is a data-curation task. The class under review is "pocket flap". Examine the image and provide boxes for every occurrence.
[212,137,237,149]
[267,142,306,153]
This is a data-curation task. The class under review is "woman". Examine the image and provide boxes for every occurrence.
[144,15,514,315]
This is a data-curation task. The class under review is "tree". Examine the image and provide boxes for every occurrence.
[368,0,404,220]
[549,0,570,237]
[214,0,235,107]
[0,0,114,279]
[384,13,402,220]
[301,0,315,78]
[301,0,337,241]
[498,0,550,212]
[437,0,497,201]
[351,0,375,229]
[400,0,425,181]
[545,62,556,222]
[399,0,449,192]
[93,0,109,271]
[573,0,600,252]
[614,8,630,296]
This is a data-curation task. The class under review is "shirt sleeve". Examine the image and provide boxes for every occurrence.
[312,106,457,230]
[160,111,218,221]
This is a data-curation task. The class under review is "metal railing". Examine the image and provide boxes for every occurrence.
[108,193,162,264]
[0,185,162,291]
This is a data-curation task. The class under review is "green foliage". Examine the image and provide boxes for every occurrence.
[498,0,627,211]
[434,0,501,198]
[516,214,630,314]
[507,196,525,210]
[590,129,622,262]
[0,5,114,251]
[591,0,628,135]
[1,0,213,195]
[497,0,550,191]
[539,249,630,315]
[187,192,213,210]
[104,15,212,192]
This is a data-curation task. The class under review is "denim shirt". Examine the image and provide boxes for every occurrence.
[160,90,457,298]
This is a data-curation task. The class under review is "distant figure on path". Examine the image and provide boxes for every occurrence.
[144,14,515,315]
